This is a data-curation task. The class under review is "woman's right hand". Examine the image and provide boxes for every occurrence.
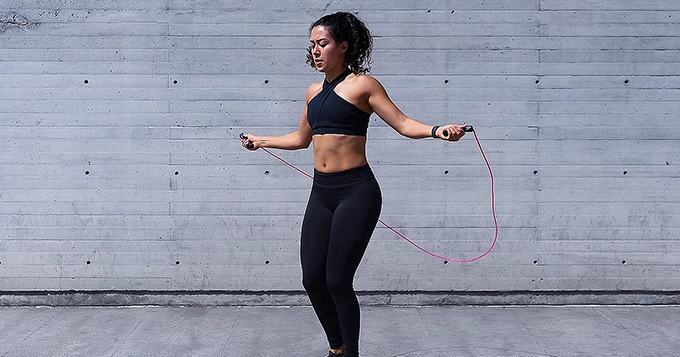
[240,133,259,150]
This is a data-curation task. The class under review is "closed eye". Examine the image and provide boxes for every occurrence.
[310,39,329,49]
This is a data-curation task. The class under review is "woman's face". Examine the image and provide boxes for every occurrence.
[309,26,347,73]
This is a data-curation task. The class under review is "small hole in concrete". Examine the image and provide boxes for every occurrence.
[264,79,269,84]
[264,170,270,175]
[444,170,449,174]
[443,261,448,265]
[85,171,90,175]
[175,261,180,265]
[623,171,628,175]
[622,260,627,265]
[533,260,538,265]
[265,260,270,265]
[444,79,449,84]
[534,170,538,175]
[175,171,179,175]
[86,261,91,265]
[624,79,629,85]
[84,79,89,84]
[173,80,178,85]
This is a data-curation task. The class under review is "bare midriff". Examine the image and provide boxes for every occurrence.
[312,134,368,173]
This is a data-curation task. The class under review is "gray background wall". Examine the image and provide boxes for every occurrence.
[1,0,679,303]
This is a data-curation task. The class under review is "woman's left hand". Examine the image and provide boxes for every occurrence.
[436,124,467,142]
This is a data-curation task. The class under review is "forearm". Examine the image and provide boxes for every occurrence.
[393,116,436,139]
[392,116,467,142]
[247,131,311,150]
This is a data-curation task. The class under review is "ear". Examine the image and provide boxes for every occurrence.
[340,41,348,54]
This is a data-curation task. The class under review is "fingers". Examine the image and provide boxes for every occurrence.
[440,125,466,141]
[240,133,256,150]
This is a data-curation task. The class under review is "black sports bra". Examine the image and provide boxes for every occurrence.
[307,70,371,136]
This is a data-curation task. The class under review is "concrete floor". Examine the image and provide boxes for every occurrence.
[1,305,679,357]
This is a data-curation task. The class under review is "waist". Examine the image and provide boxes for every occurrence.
[313,164,376,188]
[312,134,367,173]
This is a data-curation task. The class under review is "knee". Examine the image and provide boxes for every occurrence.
[303,272,352,298]
[302,271,326,294]
[326,275,352,297]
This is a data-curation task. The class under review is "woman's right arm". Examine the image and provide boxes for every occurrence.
[241,84,318,151]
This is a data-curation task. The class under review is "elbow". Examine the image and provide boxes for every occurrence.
[300,138,312,149]
[392,116,420,139]
[295,134,312,150]
[288,137,312,150]
[396,126,419,139]
[397,128,414,138]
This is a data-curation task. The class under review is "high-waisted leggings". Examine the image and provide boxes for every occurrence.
[300,164,382,357]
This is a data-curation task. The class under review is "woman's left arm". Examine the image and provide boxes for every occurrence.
[364,76,466,141]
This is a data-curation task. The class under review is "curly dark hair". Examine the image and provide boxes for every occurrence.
[305,12,373,74]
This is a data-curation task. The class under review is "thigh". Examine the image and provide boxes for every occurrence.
[300,187,334,274]
[327,180,382,276]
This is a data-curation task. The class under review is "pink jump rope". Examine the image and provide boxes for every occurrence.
[240,125,498,263]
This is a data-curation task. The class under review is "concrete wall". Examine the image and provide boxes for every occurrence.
[1,0,679,302]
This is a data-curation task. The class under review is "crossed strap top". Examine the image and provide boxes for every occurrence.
[307,69,371,136]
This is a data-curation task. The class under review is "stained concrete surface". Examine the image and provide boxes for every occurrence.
[1,305,679,356]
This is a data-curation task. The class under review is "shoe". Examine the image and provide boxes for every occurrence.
[327,352,345,357]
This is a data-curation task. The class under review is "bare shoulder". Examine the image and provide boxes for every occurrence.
[346,73,387,99]
[305,81,324,102]
[351,73,382,87]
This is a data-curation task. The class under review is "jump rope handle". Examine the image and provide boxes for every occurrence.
[239,133,254,148]
[442,124,474,138]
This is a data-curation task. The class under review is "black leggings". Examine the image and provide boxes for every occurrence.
[300,164,382,357]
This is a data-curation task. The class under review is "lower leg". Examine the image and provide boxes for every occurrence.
[328,289,360,356]
[330,345,345,355]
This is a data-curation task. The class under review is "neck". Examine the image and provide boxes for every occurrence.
[324,67,350,83]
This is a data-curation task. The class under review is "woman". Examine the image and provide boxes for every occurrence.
[241,12,467,357]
